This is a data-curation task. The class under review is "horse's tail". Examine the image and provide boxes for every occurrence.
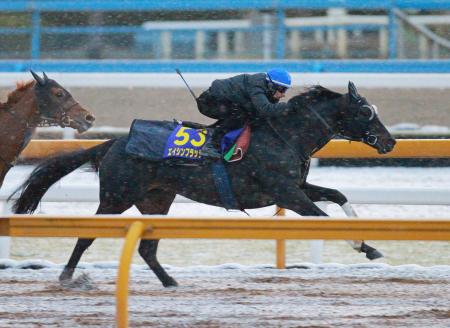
[10,139,117,214]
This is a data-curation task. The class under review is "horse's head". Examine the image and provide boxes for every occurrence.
[338,81,396,154]
[30,70,95,133]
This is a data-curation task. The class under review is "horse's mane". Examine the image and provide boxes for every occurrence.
[0,80,35,110]
[288,85,342,108]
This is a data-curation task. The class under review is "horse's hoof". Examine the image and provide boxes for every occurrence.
[360,242,384,261]
[162,277,178,288]
[59,267,75,282]
[366,249,383,260]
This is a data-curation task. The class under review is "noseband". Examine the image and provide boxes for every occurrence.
[38,99,79,128]
[336,102,379,145]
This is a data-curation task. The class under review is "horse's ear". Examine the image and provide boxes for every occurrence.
[348,81,360,102]
[43,72,49,82]
[30,70,45,86]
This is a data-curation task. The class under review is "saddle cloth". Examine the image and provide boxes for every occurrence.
[125,119,212,163]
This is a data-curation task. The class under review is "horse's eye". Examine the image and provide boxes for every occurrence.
[360,105,374,120]
[56,90,64,97]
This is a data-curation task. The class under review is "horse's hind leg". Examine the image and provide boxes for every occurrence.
[59,200,133,282]
[135,189,178,287]
[302,182,383,260]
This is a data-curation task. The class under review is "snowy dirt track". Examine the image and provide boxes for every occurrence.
[0,262,449,328]
[1,167,450,327]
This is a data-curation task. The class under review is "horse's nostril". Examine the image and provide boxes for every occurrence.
[85,114,95,123]
[388,139,396,148]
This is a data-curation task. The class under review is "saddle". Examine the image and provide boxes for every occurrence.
[125,119,251,164]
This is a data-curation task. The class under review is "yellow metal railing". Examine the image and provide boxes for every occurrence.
[1,214,450,328]
[5,215,449,240]
[116,221,145,328]
[20,139,450,159]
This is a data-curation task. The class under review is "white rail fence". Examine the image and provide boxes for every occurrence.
[1,182,449,261]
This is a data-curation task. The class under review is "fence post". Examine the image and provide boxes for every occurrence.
[418,34,429,59]
[328,8,348,58]
[0,200,12,258]
[195,31,206,59]
[309,202,327,264]
[217,31,229,59]
[161,31,172,59]
[379,27,388,58]
[275,203,326,267]
[275,206,286,269]
[290,29,301,58]
[388,8,398,59]
[116,221,145,328]
[275,8,286,59]
[31,10,41,59]
[262,13,273,60]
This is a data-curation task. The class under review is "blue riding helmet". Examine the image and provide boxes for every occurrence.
[266,68,292,89]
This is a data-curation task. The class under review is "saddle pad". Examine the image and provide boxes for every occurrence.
[125,119,210,162]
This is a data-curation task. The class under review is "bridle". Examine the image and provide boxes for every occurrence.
[267,102,335,162]
[268,97,380,161]
[336,101,379,146]
[0,82,79,170]
[37,99,80,128]
[3,84,79,129]
[34,80,81,128]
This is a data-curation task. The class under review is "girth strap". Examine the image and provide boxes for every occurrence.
[211,162,240,211]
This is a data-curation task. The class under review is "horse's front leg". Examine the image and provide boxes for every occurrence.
[302,182,383,260]
[261,178,327,216]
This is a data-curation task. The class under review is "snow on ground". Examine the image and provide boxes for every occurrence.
[1,166,449,327]
[0,261,449,327]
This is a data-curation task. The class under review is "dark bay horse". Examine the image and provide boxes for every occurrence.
[13,82,395,287]
[0,71,95,187]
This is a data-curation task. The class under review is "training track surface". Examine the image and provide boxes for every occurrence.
[0,263,449,327]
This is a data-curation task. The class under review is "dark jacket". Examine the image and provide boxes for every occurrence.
[197,73,290,120]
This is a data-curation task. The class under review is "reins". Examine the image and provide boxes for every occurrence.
[267,102,336,162]
[267,120,308,162]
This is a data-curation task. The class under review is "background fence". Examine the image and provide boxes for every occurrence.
[1,0,450,70]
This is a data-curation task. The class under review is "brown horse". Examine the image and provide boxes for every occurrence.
[0,71,95,187]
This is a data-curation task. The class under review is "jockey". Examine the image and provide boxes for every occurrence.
[197,68,293,158]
